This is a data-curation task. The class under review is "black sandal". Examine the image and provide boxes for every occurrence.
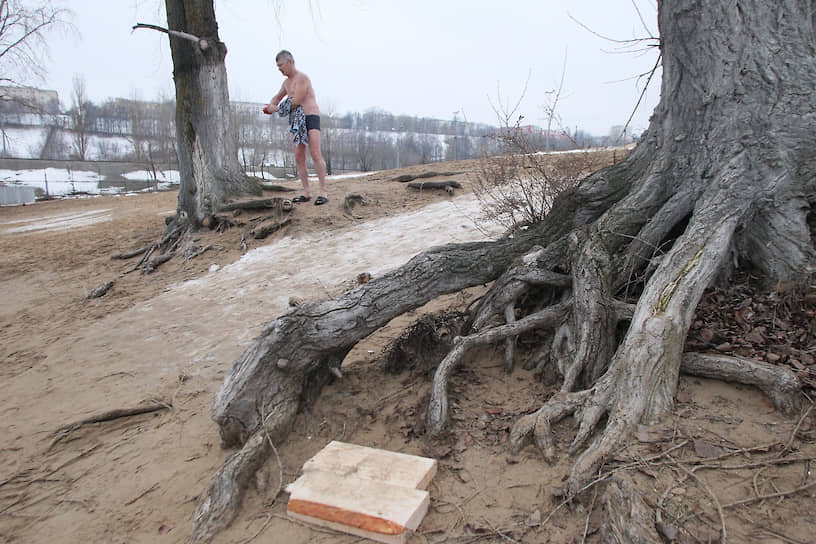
[314,196,329,206]
[292,195,311,203]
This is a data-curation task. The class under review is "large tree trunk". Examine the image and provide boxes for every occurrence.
[165,0,259,227]
[193,0,813,540]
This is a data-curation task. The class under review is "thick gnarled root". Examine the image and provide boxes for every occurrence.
[681,352,802,414]
[192,430,270,543]
[508,390,594,462]
[508,373,641,499]
[508,380,617,464]
[601,473,663,543]
[427,303,570,435]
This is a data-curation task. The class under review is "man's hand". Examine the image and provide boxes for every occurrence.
[262,103,277,114]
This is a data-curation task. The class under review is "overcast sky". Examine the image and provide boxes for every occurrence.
[36,0,661,136]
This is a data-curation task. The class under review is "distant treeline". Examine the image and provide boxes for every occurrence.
[0,92,612,174]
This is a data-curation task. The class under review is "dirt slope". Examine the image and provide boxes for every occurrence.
[1,159,814,544]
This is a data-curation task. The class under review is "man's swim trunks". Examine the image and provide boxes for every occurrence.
[305,114,320,131]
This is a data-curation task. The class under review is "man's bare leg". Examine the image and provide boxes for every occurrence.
[293,143,312,198]
[307,129,328,198]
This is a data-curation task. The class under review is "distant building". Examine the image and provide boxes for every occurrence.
[0,86,60,114]
[0,86,63,129]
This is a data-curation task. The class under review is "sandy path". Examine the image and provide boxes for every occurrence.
[1,190,500,543]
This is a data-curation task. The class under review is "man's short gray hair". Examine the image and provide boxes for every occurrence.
[276,50,294,64]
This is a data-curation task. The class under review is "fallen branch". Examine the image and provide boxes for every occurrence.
[251,217,291,239]
[260,183,295,192]
[722,478,816,509]
[124,482,160,506]
[407,180,463,192]
[51,401,171,448]
[86,280,114,300]
[392,171,461,182]
[779,401,814,457]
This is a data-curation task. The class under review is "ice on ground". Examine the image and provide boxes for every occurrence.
[173,194,499,317]
[1,208,112,234]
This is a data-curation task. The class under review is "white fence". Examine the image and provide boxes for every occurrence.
[0,185,36,205]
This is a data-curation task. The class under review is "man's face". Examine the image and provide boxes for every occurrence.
[277,58,292,76]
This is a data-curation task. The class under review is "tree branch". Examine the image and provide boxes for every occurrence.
[132,22,209,50]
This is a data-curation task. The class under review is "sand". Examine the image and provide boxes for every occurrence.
[1,160,814,543]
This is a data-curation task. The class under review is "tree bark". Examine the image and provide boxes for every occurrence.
[511,0,816,497]
[164,0,260,227]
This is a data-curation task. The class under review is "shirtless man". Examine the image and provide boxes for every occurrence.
[263,50,328,205]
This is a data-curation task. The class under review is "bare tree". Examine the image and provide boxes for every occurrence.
[354,130,372,171]
[161,2,261,222]
[0,1,68,148]
[542,50,567,151]
[130,1,260,272]
[0,0,67,87]
[193,1,812,541]
[69,74,89,160]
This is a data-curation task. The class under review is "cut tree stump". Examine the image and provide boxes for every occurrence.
[285,441,437,544]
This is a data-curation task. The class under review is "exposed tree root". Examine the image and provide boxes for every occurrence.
[680,352,803,414]
[218,197,292,213]
[192,430,269,543]
[427,302,570,436]
[261,183,295,192]
[382,311,466,374]
[116,213,219,274]
[600,474,662,544]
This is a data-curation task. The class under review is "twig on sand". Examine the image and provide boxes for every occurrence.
[778,400,814,457]
[671,460,727,544]
[722,479,816,510]
[50,400,171,449]
[124,482,160,506]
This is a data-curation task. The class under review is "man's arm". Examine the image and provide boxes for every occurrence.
[263,82,288,114]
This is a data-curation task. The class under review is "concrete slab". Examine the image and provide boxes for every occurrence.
[285,441,437,544]
[300,440,437,490]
